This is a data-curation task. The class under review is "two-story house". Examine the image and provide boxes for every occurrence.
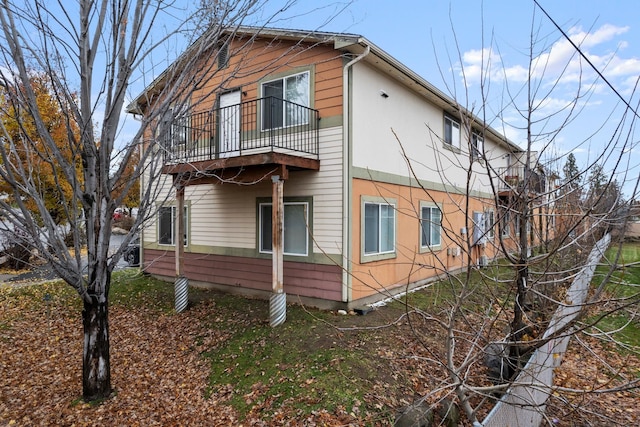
[128,26,539,310]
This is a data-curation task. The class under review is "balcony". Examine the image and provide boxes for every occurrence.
[497,167,545,194]
[160,97,320,175]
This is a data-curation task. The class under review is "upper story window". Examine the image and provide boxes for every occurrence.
[472,132,484,160]
[262,71,310,130]
[444,115,461,149]
[159,102,190,149]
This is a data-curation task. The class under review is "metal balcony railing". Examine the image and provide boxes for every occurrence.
[159,97,320,164]
[497,167,524,191]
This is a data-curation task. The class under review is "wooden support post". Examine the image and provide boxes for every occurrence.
[272,175,284,294]
[270,174,286,326]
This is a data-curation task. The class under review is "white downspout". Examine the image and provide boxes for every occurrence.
[341,44,370,304]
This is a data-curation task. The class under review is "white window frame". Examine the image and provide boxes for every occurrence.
[472,132,484,160]
[259,200,310,257]
[472,211,485,246]
[158,205,188,246]
[174,112,190,147]
[261,70,310,130]
[501,206,511,237]
[156,104,190,152]
[420,203,442,250]
[444,115,461,149]
[485,209,495,239]
[361,197,396,261]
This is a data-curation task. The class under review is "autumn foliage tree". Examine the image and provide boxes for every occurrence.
[0,72,82,225]
[111,147,141,217]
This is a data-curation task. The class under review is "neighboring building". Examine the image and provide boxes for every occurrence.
[128,27,549,309]
[619,200,640,240]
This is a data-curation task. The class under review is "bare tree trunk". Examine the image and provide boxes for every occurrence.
[511,263,528,340]
[82,293,111,401]
[0,0,346,405]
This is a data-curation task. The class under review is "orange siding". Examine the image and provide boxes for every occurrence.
[142,34,347,305]
[349,178,501,301]
[190,37,344,120]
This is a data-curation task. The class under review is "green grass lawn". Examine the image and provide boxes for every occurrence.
[589,242,640,352]
[197,293,377,419]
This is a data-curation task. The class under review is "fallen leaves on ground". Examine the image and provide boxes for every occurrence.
[0,282,638,426]
[547,335,640,426]
[0,295,240,426]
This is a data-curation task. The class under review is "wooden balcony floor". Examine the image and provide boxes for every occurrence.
[162,152,320,184]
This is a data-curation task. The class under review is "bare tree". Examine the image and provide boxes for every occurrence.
[388,6,640,426]
[0,0,350,402]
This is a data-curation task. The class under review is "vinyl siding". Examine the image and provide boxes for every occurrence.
[143,249,343,302]
[349,178,498,301]
[187,184,260,248]
[143,34,346,257]
[350,61,511,195]
[147,125,344,255]
[192,37,344,115]
[287,126,344,254]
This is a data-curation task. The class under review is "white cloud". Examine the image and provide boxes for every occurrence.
[619,75,640,96]
[460,47,506,83]
[532,96,574,113]
[503,64,529,83]
[568,24,629,49]
[603,56,640,77]
[461,24,639,91]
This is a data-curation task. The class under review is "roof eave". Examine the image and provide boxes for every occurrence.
[337,37,523,153]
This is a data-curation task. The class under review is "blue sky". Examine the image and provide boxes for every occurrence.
[263,0,640,196]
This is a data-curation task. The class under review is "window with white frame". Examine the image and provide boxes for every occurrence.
[421,204,442,248]
[472,132,484,160]
[485,209,495,239]
[173,111,190,147]
[158,206,188,246]
[444,115,461,149]
[259,201,309,256]
[472,211,485,246]
[500,206,510,237]
[262,71,310,130]
[363,200,396,256]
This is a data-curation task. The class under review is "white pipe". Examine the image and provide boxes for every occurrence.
[341,44,370,303]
